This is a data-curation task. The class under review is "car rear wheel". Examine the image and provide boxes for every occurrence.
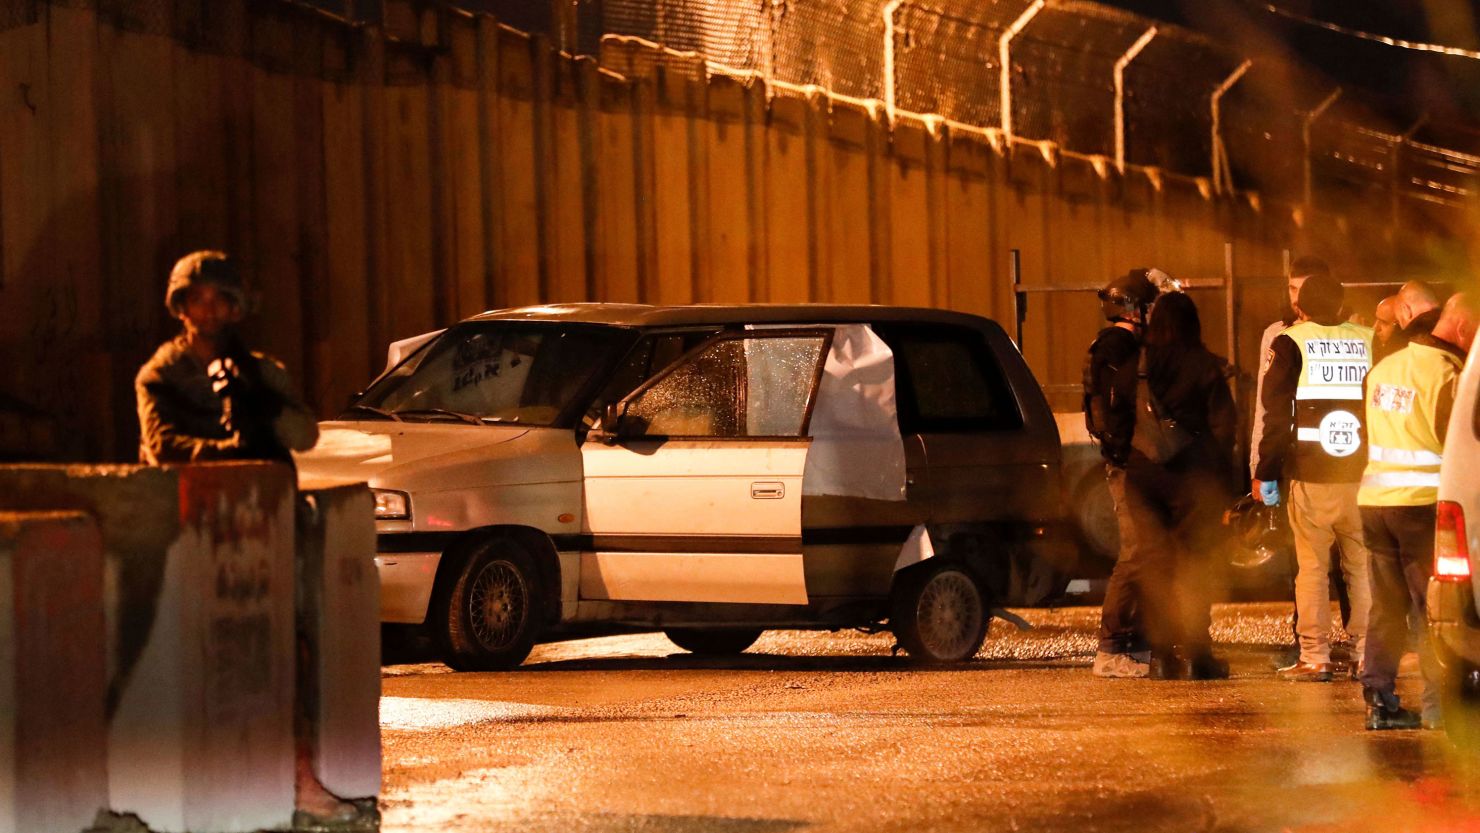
[1442,686,1480,755]
[433,537,542,671]
[890,561,989,663]
[664,627,764,655]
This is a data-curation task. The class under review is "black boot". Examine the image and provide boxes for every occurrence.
[1186,653,1230,680]
[1148,651,1186,680]
[1364,688,1422,731]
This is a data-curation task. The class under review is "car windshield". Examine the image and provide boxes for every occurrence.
[348,322,628,427]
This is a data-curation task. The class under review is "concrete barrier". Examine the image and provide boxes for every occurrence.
[0,464,297,833]
[0,511,109,833]
[297,480,381,803]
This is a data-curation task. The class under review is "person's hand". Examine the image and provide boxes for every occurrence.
[1255,479,1281,507]
[207,356,241,396]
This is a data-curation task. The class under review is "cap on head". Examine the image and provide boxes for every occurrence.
[1290,255,1330,280]
[165,250,244,318]
[1296,271,1343,321]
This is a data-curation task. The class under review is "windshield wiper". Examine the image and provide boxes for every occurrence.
[342,404,402,421]
[395,408,485,426]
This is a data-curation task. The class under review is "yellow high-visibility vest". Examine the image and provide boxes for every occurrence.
[1284,320,1373,464]
[1359,341,1463,507]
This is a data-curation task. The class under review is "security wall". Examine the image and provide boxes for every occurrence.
[0,1,1467,461]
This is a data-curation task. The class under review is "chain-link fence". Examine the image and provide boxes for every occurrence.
[563,0,1478,219]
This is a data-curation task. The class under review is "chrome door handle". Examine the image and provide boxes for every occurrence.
[751,482,785,499]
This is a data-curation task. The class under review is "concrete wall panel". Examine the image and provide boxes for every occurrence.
[648,78,699,305]
[494,28,543,308]
[887,119,932,307]
[0,511,108,833]
[297,482,380,801]
[322,77,376,402]
[761,92,814,303]
[249,66,306,377]
[0,6,1450,459]
[596,74,641,302]
[701,76,754,303]
[381,72,439,340]
[940,138,996,319]
[821,102,875,304]
[0,464,297,833]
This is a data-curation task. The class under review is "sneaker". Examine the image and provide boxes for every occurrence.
[1367,704,1423,730]
[1277,661,1334,682]
[1422,707,1444,731]
[1187,654,1230,680]
[1093,651,1150,678]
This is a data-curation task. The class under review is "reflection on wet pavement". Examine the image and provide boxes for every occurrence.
[379,604,1479,833]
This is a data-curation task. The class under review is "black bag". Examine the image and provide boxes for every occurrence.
[1130,347,1193,464]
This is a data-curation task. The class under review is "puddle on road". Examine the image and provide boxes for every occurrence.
[380,696,560,730]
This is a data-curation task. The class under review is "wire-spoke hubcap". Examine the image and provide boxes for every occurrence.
[916,570,983,660]
[468,559,527,651]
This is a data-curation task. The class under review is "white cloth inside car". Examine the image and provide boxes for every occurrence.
[802,324,907,501]
[383,329,446,375]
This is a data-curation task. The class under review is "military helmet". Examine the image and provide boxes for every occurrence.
[165,250,245,319]
[1222,493,1289,571]
[1098,268,1161,323]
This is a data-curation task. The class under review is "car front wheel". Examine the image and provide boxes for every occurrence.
[433,537,542,671]
[890,561,989,663]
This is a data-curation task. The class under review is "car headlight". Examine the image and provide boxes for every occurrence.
[372,489,411,520]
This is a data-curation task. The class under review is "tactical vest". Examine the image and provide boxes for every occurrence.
[1358,341,1463,507]
[1283,320,1373,481]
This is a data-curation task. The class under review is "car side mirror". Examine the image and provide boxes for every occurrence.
[597,401,626,446]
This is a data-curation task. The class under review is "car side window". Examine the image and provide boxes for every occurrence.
[880,325,1023,434]
[585,330,721,428]
[619,332,831,439]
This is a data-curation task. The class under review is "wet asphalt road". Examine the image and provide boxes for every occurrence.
[378,603,1479,833]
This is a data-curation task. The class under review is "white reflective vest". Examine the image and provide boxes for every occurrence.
[1284,320,1373,477]
[1358,341,1463,507]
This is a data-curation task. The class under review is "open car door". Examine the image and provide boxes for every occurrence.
[579,329,833,605]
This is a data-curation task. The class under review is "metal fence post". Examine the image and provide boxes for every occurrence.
[999,1,1045,144]
[883,0,904,120]
[1210,60,1251,194]
[1114,26,1157,173]
[1011,248,1025,350]
[1303,87,1343,208]
[1224,241,1236,370]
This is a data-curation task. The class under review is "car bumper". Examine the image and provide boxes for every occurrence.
[1427,578,1480,680]
[375,551,442,624]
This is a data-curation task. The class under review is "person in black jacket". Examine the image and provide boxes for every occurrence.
[1087,274,1236,680]
[1085,270,1158,678]
[1137,291,1238,678]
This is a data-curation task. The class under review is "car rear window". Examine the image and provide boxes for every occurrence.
[876,325,1023,433]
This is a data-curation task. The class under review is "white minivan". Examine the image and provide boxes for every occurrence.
[1428,341,1480,749]
[295,304,1074,669]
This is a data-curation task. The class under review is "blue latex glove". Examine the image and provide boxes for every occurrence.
[1258,480,1281,507]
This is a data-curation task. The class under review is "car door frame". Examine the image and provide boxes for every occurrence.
[577,327,835,606]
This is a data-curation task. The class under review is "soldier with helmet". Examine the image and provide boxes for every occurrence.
[1085,268,1236,680]
[135,250,319,465]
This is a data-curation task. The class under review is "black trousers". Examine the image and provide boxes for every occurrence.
[1358,504,1440,713]
[1099,459,1227,656]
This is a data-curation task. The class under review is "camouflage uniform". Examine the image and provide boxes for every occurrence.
[135,250,317,464]
[135,335,318,464]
